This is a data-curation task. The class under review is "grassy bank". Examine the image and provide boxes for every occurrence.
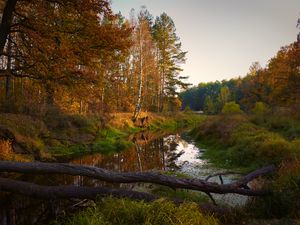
[192,114,300,171]
[0,111,206,160]
[191,113,300,219]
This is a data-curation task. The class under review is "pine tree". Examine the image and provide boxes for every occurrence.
[152,13,188,112]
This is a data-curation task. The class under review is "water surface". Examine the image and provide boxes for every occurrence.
[0,130,247,225]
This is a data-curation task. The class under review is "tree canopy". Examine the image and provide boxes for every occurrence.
[0,3,187,115]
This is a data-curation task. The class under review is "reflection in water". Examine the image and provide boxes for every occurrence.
[69,132,207,180]
[0,131,243,224]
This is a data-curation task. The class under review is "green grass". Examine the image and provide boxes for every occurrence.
[149,113,207,132]
[50,136,134,159]
[192,114,300,219]
[251,115,300,140]
[49,113,206,159]
[56,197,219,225]
[192,114,300,171]
[150,185,209,204]
[0,112,207,160]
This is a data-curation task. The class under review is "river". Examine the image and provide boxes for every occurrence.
[0,130,247,225]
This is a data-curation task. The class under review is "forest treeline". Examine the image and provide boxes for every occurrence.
[0,0,188,117]
[181,42,300,116]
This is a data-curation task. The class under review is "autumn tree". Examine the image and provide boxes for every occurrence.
[0,0,132,114]
[267,43,300,108]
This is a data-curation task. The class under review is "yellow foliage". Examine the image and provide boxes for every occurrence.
[0,140,31,162]
[0,140,12,158]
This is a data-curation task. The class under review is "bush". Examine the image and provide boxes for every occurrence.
[192,114,247,141]
[192,114,300,169]
[222,102,241,114]
[252,102,269,116]
[248,158,300,218]
[229,125,294,167]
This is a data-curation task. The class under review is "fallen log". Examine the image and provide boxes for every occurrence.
[0,176,230,217]
[0,177,158,201]
[0,161,276,196]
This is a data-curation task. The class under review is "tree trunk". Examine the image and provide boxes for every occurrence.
[0,0,18,56]
[5,34,12,100]
[0,176,232,217]
[45,83,54,105]
[0,161,275,196]
[0,176,158,201]
[132,26,143,121]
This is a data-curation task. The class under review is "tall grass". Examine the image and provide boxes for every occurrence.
[192,114,300,218]
[58,198,219,225]
[192,114,300,170]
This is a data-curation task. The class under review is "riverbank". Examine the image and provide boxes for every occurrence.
[0,111,206,161]
[4,111,299,224]
[0,112,219,225]
[191,114,300,171]
[191,113,300,221]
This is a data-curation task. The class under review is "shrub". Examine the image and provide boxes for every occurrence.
[192,114,247,141]
[183,106,192,113]
[228,122,295,167]
[252,102,269,116]
[193,114,299,169]
[221,102,241,114]
[248,158,300,218]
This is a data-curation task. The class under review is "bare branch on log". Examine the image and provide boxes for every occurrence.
[234,165,276,187]
[204,192,217,205]
[205,172,244,182]
[0,161,276,196]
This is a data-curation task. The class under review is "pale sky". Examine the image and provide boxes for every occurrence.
[111,0,300,85]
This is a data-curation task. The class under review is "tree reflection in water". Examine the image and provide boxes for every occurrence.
[0,131,201,225]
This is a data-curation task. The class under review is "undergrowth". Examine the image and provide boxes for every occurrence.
[192,114,300,170]
[56,198,219,225]
[0,140,31,162]
[192,113,300,219]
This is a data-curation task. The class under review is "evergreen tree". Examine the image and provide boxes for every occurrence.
[152,12,188,112]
